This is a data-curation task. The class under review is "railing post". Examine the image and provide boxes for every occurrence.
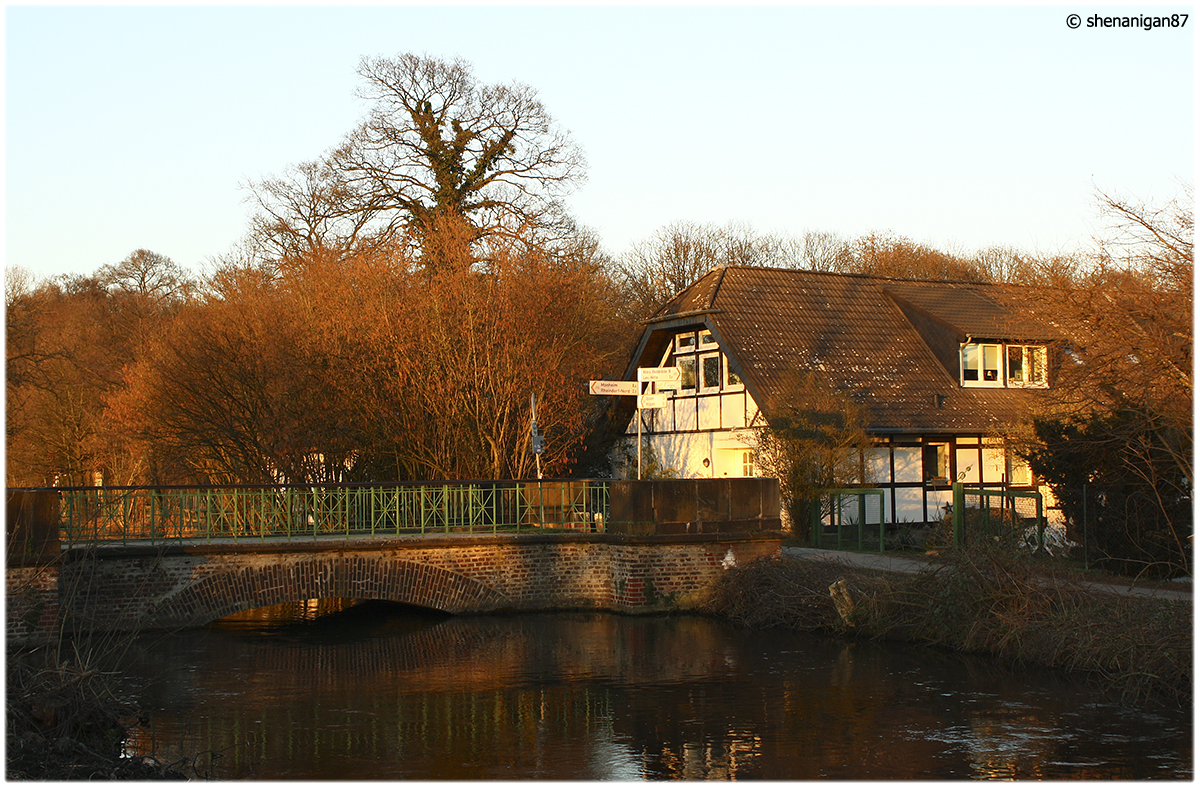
[856,492,865,551]
[952,482,964,548]
[1036,489,1045,554]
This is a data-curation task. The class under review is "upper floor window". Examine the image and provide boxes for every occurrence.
[961,343,1001,386]
[724,355,743,388]
[671,330,741,396]
[700,352,721,392]
[961,342,1048,389]
[1007,345,1047,387]
[678,355,697,391]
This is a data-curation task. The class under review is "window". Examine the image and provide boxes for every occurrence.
[670,330,743,397]
[962,342,1047,388]
[1009,455,1033,486]
[961,343,1001,385]
[678,356,697,391]
[742,451,755,477]
[700,353,721,392]
[1007,345,1047,387]
[923,443,949,482]
[724,355,743,388]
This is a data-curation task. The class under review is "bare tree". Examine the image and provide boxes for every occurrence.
[249,53,586,271]
[1015,183,1193,577]
[246,160,391,263]
[753,370,875,536]
[613,221,809,320]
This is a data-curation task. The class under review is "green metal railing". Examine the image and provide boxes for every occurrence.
[809,488,887,552]
[54,480,610,546]
[952,483,1045,551]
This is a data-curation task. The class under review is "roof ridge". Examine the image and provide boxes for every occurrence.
[716,264,999,288]
[707,265,730,310]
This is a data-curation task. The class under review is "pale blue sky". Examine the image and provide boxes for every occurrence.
[4,3,1195,281]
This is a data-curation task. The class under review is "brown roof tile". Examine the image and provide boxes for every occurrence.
[639,266,1051,434]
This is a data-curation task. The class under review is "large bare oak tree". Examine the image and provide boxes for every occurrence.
[249,53,585,270]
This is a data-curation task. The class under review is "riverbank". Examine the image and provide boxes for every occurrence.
[6,647,188,780]
[702,543,1192,708]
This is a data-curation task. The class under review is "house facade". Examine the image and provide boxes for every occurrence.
[612,266,1058,526]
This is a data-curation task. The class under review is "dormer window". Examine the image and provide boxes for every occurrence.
[1007,345,1047,387]
[961,342,1048,388]
[961,343,1002,386]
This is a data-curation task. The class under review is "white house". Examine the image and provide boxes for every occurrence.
[611,266,1058,526]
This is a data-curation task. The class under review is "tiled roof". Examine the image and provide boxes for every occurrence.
[882,282,1056,341]
[642,266,1050,434]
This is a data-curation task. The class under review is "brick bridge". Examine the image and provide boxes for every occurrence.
[7,479,781,644]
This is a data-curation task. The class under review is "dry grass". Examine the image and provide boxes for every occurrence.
[6,645,187,780]
[703,543,1191,708]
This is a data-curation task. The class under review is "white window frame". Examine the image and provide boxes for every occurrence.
[723,354,744,390]
[677,355,698,392]
[1006,344,1048,388]
[675,332,697,353]
[699,330,718,350]
[699,352,722,393]
[742,450,755,477]
[961,342,1003,388]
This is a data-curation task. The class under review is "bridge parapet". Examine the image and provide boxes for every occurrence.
[6,479,782,644]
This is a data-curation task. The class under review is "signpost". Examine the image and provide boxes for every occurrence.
[588,366,680,479]
[588,380,639,396]
[637,366,681,388]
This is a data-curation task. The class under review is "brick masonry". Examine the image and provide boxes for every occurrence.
[6,533,780,643]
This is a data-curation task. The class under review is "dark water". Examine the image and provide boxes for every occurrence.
[101,601,1191,780]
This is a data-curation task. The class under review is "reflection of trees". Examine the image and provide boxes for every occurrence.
[113,612,1189,780]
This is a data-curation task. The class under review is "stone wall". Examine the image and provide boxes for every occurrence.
[608,478,781,535]
[9,533,780,643]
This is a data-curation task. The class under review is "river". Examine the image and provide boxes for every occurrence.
[99,600,1190,780]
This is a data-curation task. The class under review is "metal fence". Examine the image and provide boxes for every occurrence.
[54,480,611,546]
[1045,484,1191,577]
[808,489,887,552]
[952,483,1046,552]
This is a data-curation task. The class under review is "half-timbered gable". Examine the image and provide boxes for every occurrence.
[613,266,1058,525]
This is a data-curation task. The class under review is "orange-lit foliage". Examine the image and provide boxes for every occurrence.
[106,228,629,484]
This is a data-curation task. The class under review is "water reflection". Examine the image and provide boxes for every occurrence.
[103,605,1191,780]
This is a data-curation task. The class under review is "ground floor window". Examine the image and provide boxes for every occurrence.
[742,450,755,477]
[923,442,949,483]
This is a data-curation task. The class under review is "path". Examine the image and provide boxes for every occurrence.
[783,546,1193,602]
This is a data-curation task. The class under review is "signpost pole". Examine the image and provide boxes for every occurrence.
[637,399,642,481]
[588,367,679,483]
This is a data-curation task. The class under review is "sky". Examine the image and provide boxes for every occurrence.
[3,2,1195,283]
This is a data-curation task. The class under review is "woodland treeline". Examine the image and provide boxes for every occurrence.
[4,54,1192,572]
[5,222,1061,487]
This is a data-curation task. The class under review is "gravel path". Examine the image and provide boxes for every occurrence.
[782,546,1193,602]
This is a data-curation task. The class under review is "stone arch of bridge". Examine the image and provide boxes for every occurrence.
[165,555,511,626]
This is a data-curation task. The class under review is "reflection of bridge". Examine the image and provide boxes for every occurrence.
[6,479,782,644]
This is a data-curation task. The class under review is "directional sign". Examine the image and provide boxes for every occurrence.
[588,380,639,396]
[638,392,668,409]
[638,366,681,388]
